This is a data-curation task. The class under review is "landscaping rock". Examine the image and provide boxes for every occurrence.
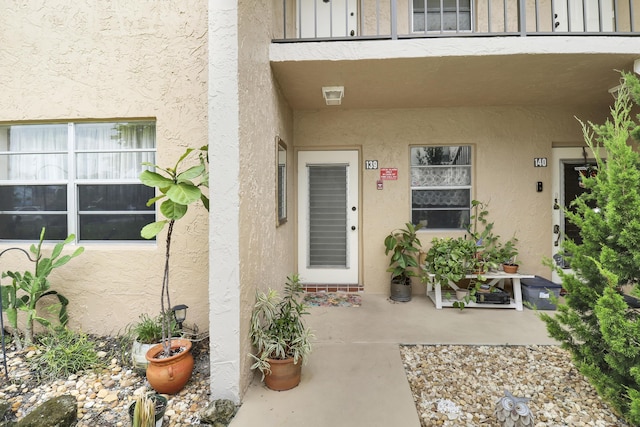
[16,395,76,427]
[199,399,237,426]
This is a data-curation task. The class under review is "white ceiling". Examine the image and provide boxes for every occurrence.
[270,38,640,110]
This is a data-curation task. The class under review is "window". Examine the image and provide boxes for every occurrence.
[412,0,472,32]
[410,146,472,229]
[276,138,287,226]
[0,121,156,241]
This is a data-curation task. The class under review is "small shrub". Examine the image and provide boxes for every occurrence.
[29,328,103,381]
[127,314,164,344]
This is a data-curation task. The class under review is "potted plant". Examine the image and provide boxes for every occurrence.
[496,237,520,273]
[139,145,208,394]
[423,236,479,309]
[384,222,423,302]
[124,313,178,373]
[466,200,501,272]
[249,274,313,391]
[128,392,168,427]
[424,236,476,288]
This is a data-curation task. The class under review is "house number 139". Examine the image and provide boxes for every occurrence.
[365,160,378,170]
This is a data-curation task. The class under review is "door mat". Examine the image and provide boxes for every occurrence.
[303,292,362,307]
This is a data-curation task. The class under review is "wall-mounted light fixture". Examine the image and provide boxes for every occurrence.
[635,58,640,75]
[608,84,621,99]
[322,86,344,106]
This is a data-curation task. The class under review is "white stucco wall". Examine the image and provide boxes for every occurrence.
[0,2,209,337]
[294,104,609,294]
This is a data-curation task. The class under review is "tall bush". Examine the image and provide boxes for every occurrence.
[541,72,640,424]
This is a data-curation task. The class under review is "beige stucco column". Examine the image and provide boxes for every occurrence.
[209,0,241,403]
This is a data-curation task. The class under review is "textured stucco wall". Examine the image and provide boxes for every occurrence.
[208,0,295,402]
[236,0,295,397]
[0,2,209,336]
[294,104,609,294]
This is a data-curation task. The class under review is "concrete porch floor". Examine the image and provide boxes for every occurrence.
[229,293,558,427]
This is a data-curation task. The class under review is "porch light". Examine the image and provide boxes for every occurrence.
[322,86,344,105]
[608,84,621,99]
[635,58,640,75]
[171,304,188,330]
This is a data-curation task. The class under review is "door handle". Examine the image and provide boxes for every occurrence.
[351,226,356,231]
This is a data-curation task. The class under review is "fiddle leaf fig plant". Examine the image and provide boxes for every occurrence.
[140,145,209,356]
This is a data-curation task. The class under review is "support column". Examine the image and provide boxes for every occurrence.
[209,0,240,404]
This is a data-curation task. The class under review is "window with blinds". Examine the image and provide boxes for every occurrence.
[308,165,348,268]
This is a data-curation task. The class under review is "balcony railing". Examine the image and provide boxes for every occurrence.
[275,0,639,41]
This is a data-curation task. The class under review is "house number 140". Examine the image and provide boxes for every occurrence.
[534,158,547,167]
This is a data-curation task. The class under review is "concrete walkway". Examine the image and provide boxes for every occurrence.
[230,293,558,427]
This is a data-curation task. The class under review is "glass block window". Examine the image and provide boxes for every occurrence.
[410,146,472,229]
[413,0,472,32]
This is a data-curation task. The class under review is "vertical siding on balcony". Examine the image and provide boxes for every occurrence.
[276,0,640,41]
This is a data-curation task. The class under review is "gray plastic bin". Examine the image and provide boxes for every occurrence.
[520,276,562,310]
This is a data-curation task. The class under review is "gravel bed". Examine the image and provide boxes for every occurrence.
[400,344,628,427]
[0,336,211,426]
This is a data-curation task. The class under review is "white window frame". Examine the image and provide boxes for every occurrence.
[410,145,473,230]
[0,121,156,242]
[412,0,473,33]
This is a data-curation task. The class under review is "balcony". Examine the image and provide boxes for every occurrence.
[275,0,639,41]
[271,1,640,110]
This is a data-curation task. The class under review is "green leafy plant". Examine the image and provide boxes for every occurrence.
[1,228,83,349]
[249,274,313,379]
[129,313,163,344]
[383,222,423,285]
[467,200,503,272]
[140,146,209,357]
[124,313,179,345]
[495,236,519,266]
[541,72,640,424]
[424,236,476,287]
[29,328,103,381]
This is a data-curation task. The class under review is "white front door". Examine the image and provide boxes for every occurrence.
[554,0,614,32]
[297,0,358,38]
[297,150,359,284]
[550,147,604,283]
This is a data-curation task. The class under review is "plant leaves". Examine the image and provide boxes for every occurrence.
[140,170,174,188]
[166,183,202,205]
[160,199,188,220]
[141,221,168,239]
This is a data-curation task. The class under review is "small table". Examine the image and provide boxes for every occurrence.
[426,272,535,311]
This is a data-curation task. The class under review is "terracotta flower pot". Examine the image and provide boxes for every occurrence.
[503,263,519,274]
[145,338,194,395]
[264,357,302,391]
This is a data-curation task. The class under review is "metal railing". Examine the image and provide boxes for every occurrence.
[275,0,639,41]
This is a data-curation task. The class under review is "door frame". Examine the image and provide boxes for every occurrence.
[296,149,361,286]
[551,146,604,283]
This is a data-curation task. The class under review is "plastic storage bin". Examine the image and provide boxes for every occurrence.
[520,276,562,310]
